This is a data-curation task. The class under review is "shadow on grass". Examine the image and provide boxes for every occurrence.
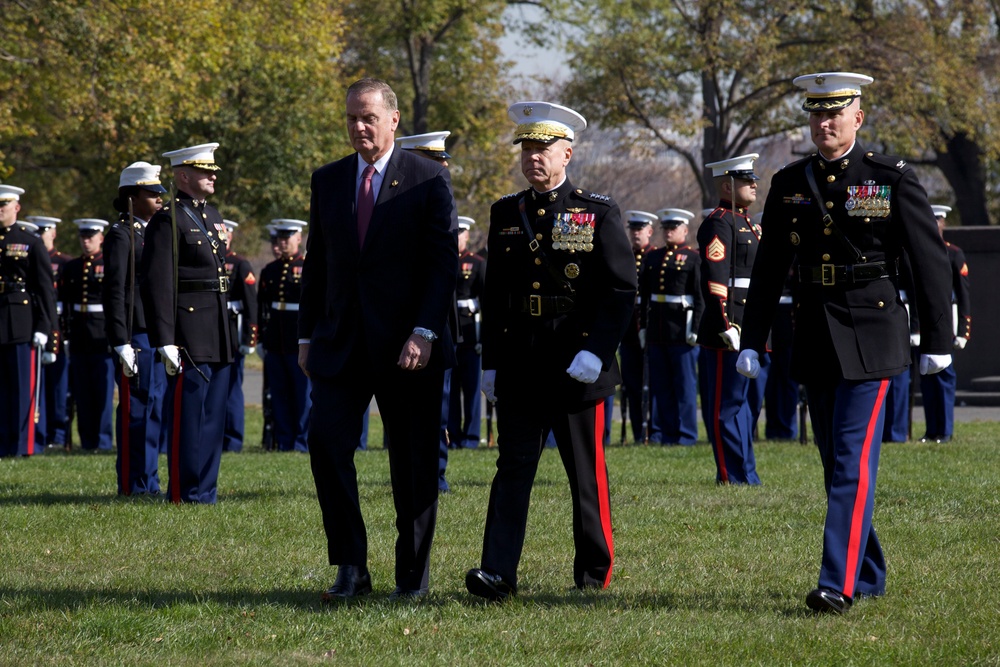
[0,487,313,506]
[0,585,805,615]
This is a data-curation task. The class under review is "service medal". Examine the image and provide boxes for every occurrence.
[564,263,580,279]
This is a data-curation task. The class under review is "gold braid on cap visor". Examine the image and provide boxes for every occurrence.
[803,89,861,111]
[180,160,222,171]
[514,121,572,142]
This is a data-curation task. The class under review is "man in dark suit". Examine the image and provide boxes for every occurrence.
[465,101,636,601]
[738,72,953,614]
[298,78,458,602]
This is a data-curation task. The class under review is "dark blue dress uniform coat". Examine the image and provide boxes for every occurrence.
[103,213,166,493]
[448,249,486,449]
[478,180,636,591]
[140,191,236,504]
[741,143,952,602]
[619,243,656,443]
[0,223,56,457]
[696,201,761,484]
[62,250,114,451]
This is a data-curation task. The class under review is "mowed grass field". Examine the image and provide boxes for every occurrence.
[1,409,998,666]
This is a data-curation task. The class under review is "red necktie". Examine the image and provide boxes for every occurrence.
[357,164,375,247]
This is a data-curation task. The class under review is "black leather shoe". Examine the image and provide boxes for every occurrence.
[935,435,952,443]
[466,568,515,601]
[321,565,372,603]
[806,587,852,614]
[389,586,428,601]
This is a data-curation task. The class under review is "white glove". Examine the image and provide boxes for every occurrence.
[566,350,602,384]
[909,333,921,347]
[239,345,255,356]
[638,328,646,349]
[63,341,70,357]
[114,344,138,377]
[159,345,182,376]
[953,336,967,351]
[919,353,952,375]
[686,332,698,346]
[42,352,57,365]
[32,331,48,348]
[719,326,740,351]
[481,369,497,403]
[736,349,760,379]
[256,345,266,360]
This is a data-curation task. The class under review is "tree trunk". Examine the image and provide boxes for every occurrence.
[935,132,991,226]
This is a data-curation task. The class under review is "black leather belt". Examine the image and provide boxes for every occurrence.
[799,262,893,286]
[517,294,575,317]
[0,281,26,293]
[178,276,230,293]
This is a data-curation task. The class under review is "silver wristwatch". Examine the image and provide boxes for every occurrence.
[413,327,438,343]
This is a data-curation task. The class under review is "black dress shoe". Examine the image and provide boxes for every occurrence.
[321,565,372,603]
[935,435,952,443]
[389,586,428,601]
[466,568,515,601]
[806,587,852,614]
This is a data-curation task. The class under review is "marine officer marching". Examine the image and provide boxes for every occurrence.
[738,72,953,613]
[466,101,637,600]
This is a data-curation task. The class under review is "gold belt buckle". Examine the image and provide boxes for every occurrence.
[529,294,542,316]
[219,276,230,292]
[821,264,835,286]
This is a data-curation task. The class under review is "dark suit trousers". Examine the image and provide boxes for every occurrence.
[308,362,443,591]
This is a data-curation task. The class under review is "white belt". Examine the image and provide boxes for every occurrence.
[271,302,299,311]
[72,303,104,313]
[228,299,243,312]
[779,295,793,305]
[729,278,751,289]
[650,294,694,307]
[456,298,479,312]
[56,302,64,315]
[634,295,642,304]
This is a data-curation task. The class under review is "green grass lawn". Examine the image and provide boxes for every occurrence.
[1,410,998,666]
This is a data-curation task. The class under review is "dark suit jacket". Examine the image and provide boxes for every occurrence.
[299,147,458,376]
[742,143,952,382]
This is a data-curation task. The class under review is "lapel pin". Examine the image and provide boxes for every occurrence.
[391,180,399,187]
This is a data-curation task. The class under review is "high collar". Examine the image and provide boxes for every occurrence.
[529,178,573,203]
[815,142,864,174]
[717,199,750,217]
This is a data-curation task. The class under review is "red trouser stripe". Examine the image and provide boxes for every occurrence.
[169,368,183,504]
[26,348,37,456]
[842,378,889,598]
[120,370,131,496]
[712,349,728,483]
[593,398,614,589]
